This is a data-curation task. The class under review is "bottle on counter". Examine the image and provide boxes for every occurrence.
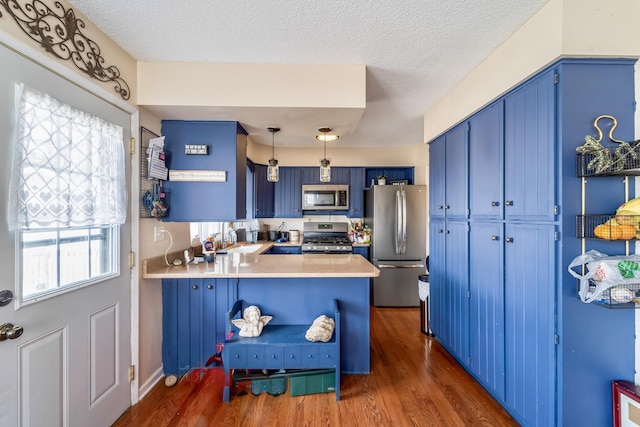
[363,225,371,243]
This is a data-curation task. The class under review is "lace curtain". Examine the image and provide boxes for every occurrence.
[8,84,127,230]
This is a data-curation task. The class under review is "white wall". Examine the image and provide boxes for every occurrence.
[423,0,640,143]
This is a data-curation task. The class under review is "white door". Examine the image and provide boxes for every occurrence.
[0,44,132,426]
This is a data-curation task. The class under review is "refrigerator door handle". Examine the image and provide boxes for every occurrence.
[401,189,407,254]
[377,264,425,269]
[395,190,402,254]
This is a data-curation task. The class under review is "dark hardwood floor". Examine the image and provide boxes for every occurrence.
[113,306,518,426]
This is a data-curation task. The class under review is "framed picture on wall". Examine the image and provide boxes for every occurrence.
[613,380,640,426]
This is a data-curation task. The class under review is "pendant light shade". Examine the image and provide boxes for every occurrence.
[267,127,280,182]
[320,158,331,183]
[317,127,336,183]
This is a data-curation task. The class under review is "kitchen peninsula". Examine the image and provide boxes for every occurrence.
[142,243,379,380]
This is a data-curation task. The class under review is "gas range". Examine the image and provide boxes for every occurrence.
[301,222,352,254]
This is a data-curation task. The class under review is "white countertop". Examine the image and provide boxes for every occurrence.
[142,242,379,279]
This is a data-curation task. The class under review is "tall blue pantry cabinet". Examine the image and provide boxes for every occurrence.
[428,58,636,427]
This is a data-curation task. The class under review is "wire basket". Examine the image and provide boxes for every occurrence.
[576,214,640,240]
[584,280,640,308]
[576,148,640,177]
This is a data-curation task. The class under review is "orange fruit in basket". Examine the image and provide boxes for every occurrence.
[594,224,622,240]
[618,224,637,240]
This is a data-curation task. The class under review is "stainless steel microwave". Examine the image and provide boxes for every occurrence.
[302,184,349,210]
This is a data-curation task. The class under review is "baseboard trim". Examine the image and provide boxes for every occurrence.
[138,365,164,400]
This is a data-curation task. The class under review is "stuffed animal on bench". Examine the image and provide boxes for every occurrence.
[231,305,273,337]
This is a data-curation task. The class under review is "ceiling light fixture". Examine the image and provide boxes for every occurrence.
[317,127,337,183]
[267,127,280,182]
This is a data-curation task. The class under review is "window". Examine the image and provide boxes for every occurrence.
[20,226,118,300]
[8,84,126,304]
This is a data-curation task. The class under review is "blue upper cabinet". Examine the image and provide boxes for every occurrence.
[301,166,321,184]
[161,120,248,221]
[469,102,504,220]
[253,164,275,218]
[348,167,365,218]
[275,167,302,218]
[504,69,556,221]
[429,122,468,219]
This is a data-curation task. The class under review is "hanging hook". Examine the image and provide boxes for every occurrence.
[593,115,625,144]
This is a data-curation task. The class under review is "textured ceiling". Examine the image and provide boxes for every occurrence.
[67,0,549,148]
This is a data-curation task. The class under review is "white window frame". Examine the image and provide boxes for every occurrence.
[15,225,121,308]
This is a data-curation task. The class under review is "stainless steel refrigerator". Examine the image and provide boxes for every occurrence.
[365,185,427,306]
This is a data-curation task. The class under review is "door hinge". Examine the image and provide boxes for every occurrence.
[129,365,135,382]
[554,205,559,216]
[554,72,559,84]
[467,290,471,299]
[554,334,559,345]
[129,251,135,269]
[129,137,135,155]
[555,231,559,241]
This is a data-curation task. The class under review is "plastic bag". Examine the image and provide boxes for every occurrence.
[567,250,640,303]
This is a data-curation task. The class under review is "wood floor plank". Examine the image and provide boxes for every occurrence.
[113,307,518,426]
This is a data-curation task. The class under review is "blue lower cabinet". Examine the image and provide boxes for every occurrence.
[266,246,302,254]
[162,278,228,377]
[352,246,368,259]
[162,275,371,377]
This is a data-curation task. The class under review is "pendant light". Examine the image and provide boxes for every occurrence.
[316,127,338,183]
[267,127,280,182]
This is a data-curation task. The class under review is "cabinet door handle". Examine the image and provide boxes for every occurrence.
[505,237,514,243]
[192,285,198,290]
[491,235,499,241]
[207,285,213,290]
[445,205,450,210]
[505,200,514,206]
[438,205,444,210]
[438,229,444,233]
[491,201,500,207]
[445,230,450,234]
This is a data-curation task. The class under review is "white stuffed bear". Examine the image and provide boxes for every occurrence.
[305,315,335,342]
[231,305,273,337]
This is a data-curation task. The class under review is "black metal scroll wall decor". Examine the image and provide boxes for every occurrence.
[0,0,131,100]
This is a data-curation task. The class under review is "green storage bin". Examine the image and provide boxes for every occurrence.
[251,377,287,396]
[289,370,336,396]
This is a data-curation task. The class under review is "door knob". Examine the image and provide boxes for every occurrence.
[0,323,24,341]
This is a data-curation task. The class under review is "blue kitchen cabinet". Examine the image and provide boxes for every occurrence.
[348,167,366,218]
[265,245,302,254]
[429,58,637,427]
[161,120,247,221]
[275,167,302,217]
[504,69,556,222]
[503,223,556,427]
[429,122,468,220]
[352,245,368,258]
[253,164,275,218]
[365,167,414,188]
[162,278,229,378]
[332,167,351,184]
[428,219,468,362]
[469,102,504,220]
[301,167,321,184]
[468,221,505,402]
